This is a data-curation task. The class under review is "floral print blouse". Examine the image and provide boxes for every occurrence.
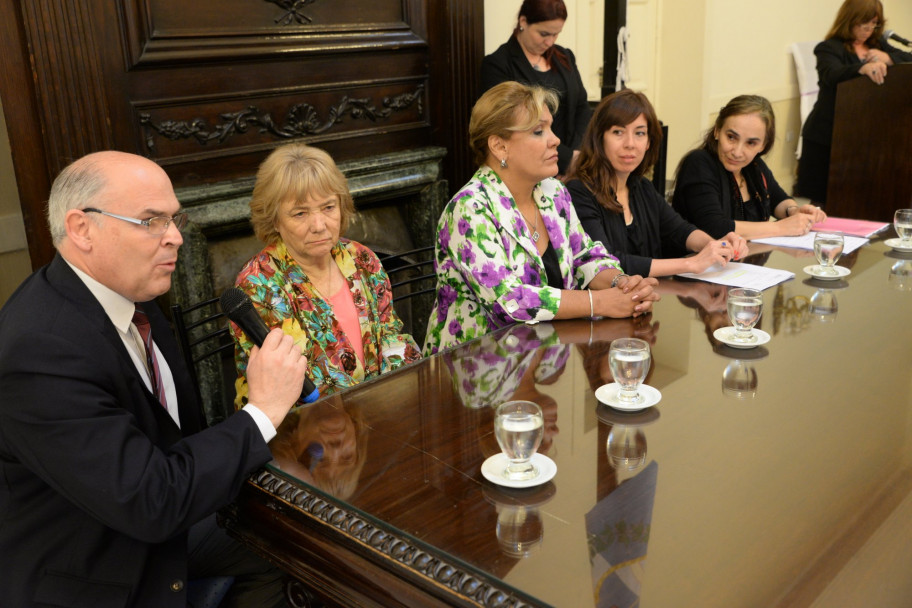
[231,238,421,408]
[423,166,622,354]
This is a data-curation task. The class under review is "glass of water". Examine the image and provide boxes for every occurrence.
[608,338,651,404]
[813,231,844,275]
[895,209,912,244]
[494,400,544,481]
[726,287,763,343]
[810,289,839,322]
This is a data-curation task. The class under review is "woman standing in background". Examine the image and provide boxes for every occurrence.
[795,0,912,205]
[480,0,591,177]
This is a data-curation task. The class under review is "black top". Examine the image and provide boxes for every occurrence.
[481,36,592,174]
[802,36,912,146]
[671,149,789,241]
[567,176,697,276]
[541,241,564,289]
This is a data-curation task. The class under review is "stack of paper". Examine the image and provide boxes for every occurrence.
[677,262,794,290]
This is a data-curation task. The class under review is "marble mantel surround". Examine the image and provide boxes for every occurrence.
[166,146,448,422]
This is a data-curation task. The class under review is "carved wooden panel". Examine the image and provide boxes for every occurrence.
[0,0,484,268]
[122,0,425,66]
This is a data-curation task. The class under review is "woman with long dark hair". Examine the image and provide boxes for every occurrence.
[481,0,591,176]
[672,95,827,241]
[567,90,747,277]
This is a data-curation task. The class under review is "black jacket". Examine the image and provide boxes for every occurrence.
[568,176,697,276]
[0,255,273,607]
[672,149,789,240]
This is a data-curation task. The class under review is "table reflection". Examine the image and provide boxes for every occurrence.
[228,239,912,608]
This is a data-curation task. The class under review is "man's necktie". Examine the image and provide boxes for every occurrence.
[132,306,168,410]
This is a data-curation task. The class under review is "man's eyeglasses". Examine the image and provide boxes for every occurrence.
[83,208,188,235]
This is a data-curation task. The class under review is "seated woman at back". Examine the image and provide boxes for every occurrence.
[566,89,748,277]
[231,143,421,406]
[423,81,659,355]
[672,95,827,241]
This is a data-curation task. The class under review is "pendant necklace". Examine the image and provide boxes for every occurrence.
[525,207,541,243]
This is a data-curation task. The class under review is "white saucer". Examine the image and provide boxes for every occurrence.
[594,383,662,412]
[885,238,912,252]
[803,264,851,280]
[481,453,557,489]
[713,327,771,349]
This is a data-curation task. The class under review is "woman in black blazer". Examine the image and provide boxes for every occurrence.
[567,89,747,277]
[673,95,827,242]
[795,0,912,205]
[480,0,591,176]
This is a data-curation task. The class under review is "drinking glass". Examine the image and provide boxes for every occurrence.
[813,231,844,275]
[726,288,763,343]
[494,400,544,481]
[722,360,758,399]
[608,338,651,404]
[889,259,912,292]
[894,209,912,243]
[606,425,648,471]
[810,289,838,322]
[496,505,544,557]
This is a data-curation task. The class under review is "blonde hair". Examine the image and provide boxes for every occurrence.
[468,81,559,167]
[249,143,355,244]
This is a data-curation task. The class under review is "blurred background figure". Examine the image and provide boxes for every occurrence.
[672,95,827,241]
[424,82,658,354]
[231,143,421,405]
[794,0,912,206]
[567,89,748,277]
[481,0,591,177]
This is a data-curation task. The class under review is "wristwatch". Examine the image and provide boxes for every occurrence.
[611,273,629,288]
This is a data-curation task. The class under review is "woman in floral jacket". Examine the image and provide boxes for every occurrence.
[424,82,659,354]
[232,143,421,406]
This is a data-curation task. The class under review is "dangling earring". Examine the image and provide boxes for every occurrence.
[500,158,508,168]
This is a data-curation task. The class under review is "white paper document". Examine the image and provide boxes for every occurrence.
[750,233,869,255]
[677,262,794,290]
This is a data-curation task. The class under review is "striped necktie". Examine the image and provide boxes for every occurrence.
[132,305,168,410]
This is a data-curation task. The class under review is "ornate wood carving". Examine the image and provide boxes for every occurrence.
[1,0,482,271]
[248,469,535,608]
[140,86,424,151]
[266,0,320,26]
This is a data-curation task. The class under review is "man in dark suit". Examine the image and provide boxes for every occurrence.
[0,151,308,607]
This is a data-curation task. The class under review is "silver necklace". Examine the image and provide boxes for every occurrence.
[524,208,541,242]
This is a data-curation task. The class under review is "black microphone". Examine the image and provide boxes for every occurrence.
[219,287,320,404]
[885,30,912,47]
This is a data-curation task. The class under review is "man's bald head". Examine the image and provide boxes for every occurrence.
[47,151,167,247]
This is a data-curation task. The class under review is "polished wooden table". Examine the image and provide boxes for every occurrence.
[223,235,912,608]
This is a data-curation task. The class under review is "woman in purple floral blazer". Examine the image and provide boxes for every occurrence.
[424,82,659,354]
[231,144,421,405]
